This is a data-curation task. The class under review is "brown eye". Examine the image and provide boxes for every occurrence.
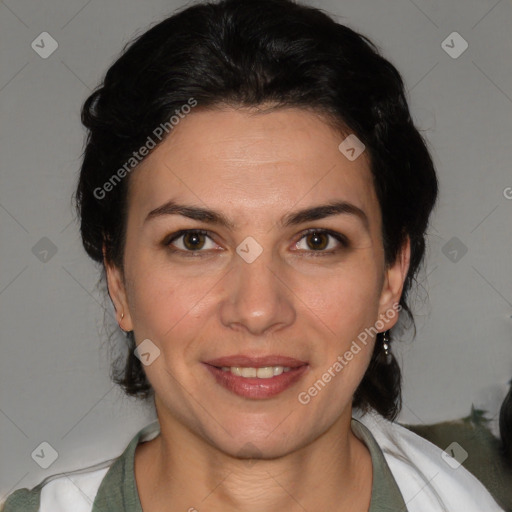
[182,231,206,250]
[305,232,329,250]
[165,229,218,253]
[294,229,349,254]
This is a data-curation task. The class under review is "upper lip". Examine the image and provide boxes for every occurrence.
[204,355,308,368]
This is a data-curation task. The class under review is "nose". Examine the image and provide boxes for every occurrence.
[219,247,296,336]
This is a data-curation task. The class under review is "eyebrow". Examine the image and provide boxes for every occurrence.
[145,199,370,233]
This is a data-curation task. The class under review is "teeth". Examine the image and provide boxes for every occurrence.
[219,366,292,378]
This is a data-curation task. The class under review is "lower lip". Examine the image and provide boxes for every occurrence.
[203,363,309,399]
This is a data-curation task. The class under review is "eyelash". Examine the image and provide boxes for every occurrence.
[163,228,349,257]
[297,228,350,256]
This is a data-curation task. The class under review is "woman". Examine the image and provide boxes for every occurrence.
[2,0,507,510]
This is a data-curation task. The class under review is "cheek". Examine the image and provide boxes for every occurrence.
[125,255,219,347]
[293,258,382,337]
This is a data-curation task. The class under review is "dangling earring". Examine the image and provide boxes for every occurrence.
[382,329,390,355]
[382,330,392,363]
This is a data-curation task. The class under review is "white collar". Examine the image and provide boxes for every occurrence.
[353,407,505,511]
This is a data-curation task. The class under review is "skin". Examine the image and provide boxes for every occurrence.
[105,106,410,512]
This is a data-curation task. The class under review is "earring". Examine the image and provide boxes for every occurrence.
[382,329,390,356]
[382,330,393,364]
[119,312,130,334]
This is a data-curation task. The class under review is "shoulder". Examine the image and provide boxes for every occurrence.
[1,420,159,512]
[354,408,507,512]
[1,462,112,512]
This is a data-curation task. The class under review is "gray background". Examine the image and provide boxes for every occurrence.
[1,0,511,499]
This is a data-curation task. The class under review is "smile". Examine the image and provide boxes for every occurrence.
[219,366,292,378]
[203,362,309,399]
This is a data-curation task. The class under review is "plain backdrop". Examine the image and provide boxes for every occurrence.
[1,0,511,498]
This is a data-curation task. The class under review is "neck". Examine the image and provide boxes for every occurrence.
[135,406,373,512]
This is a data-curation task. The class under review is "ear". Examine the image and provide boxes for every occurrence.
[103,245,134,332]
[377,235,411,329]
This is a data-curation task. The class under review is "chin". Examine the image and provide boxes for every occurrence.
[200,417,314,461]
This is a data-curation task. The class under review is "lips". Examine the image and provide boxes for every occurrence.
[204,355,308,368]
[202,354,309,399]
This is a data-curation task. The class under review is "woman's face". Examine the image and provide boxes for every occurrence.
[106,106,409,457]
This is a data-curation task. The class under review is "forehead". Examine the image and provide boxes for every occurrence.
[127,107,380,231]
